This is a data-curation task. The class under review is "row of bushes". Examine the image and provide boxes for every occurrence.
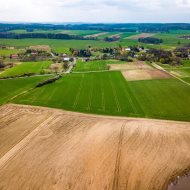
[0,73,35,79]
[35,75,62,87]
[0,32,96,40]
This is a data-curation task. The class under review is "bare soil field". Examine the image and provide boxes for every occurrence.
[28,45,51,52]
[122,69,172,81]
[84,32,108,38]
[108,61,152,71]
[0,104,190,190]
[126,33,156,39]
[109,33,122,38]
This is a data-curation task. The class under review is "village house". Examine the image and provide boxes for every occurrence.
[31,52,38,56]
[63,57,70,62]
[10,54,19,59]
[125,48,131,51]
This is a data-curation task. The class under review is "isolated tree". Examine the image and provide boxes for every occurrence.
[0,60,5,68]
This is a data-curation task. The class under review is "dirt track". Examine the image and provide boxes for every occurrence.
[0,104,190,190]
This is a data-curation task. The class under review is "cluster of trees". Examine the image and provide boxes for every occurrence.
[138,23,190,33]
[101,47,120,55]
[0,60,5,69]
[137,48,181,65]
[0,32,95,40]
[174,45,190,58]
[104,36,120,42]
[18,50,51,62]
[70,48,92,57]
[138,37,163,44]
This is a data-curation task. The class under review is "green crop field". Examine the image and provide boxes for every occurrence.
[182,60,190,67]
[0,49,21,56]
[0,36,181,53]
[0,61,52,78]
[169,30,190,34]
[183,77,190,84]
[11,71,190,121]
[73,59,125,72]
[8,29,102,36]
[0,76,48,105]
[0,39,121,53]
[154,33,190,47]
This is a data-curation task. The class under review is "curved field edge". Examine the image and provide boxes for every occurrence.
[0,104,190,190]
[9,71,190,122]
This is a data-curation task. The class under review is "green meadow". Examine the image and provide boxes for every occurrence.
[73,59,125,72]
[0,61,52,78]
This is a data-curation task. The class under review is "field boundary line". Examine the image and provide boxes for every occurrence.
[165,67,190,70]
[152,63,190,87]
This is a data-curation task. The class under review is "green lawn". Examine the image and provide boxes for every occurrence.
[12,72,190,121]
[0,61,52,78]
[73,59,125,72]
[0,76,49,105]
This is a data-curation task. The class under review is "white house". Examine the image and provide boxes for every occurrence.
[63,57,70,62]
[125,48,131,51]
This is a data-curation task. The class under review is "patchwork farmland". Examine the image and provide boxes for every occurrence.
[0,23,190,190]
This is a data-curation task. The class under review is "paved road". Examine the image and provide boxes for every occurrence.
[65,58,76,74]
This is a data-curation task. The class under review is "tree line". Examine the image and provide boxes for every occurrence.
[0,32,95,40]
[138,37,163,44]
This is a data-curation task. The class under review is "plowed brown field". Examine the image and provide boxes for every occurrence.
[0,104,190,190]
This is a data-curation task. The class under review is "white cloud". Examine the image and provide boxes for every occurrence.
[0,0,189,22]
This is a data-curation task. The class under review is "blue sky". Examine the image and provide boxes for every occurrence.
[0,0,190,23]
